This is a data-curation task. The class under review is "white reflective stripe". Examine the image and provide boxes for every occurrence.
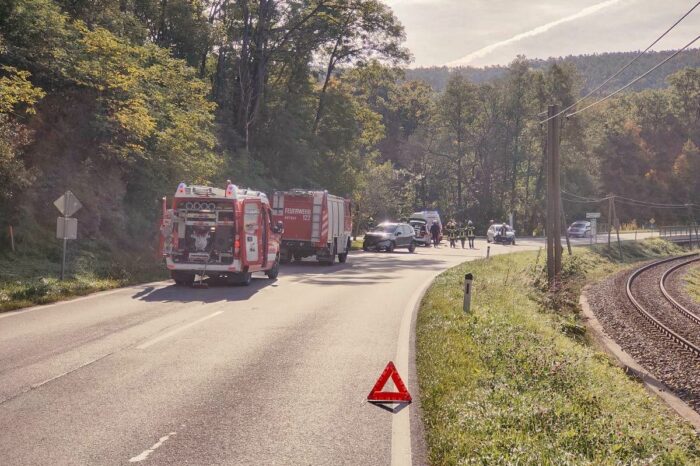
[272,192,284,215]
[166,263,239,272]
[311,193,323,242]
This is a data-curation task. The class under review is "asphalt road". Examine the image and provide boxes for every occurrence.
[0,233,651,465]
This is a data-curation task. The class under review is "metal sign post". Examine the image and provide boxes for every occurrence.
[586,212,601,246]
[54,191,82,280]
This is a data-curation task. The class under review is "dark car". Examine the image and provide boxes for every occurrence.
[363,222,416,252]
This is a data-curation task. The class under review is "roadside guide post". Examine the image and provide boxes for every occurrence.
[463,273,473,313]
[486,246,490,259]
[53,191,82,280]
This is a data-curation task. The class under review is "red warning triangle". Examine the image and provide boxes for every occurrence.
[367,361,412,403]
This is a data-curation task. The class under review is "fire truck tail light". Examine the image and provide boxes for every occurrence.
[234,239,240,250]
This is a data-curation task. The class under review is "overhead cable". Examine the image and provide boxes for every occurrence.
[539,1,700,124]
[566,34,700,118]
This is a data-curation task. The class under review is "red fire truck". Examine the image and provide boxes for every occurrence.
[272,190,352,265]
[160,182,283,286]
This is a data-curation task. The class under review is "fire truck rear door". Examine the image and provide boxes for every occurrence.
[241,198,263,267]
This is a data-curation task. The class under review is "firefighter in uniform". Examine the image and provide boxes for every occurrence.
[458,223,467,249]
[446,221,457,248]
[467,220,476,249]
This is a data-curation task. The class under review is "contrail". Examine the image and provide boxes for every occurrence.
[446,0,630,67]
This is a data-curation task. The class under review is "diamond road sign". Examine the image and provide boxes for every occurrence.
[54,191,83,217]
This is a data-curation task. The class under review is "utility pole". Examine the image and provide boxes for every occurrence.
[546,105,562,286]
[612,197,622,260]
[607,195,613,247]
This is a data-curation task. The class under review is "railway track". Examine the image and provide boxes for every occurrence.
[626,253,700,357]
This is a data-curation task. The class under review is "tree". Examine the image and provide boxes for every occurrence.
[312,0,409,132]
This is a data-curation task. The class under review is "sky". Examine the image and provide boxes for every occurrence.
[383,0,700,68]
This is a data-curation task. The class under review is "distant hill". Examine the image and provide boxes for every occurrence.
[406,48,700,94]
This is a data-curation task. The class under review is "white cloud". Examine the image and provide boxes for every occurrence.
[384,0,700,68]
[446,0,631,66]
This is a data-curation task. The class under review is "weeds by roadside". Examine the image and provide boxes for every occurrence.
[0,241,167,312]
[417,238,699,464]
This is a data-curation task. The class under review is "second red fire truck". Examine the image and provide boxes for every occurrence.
[272,190,352,265]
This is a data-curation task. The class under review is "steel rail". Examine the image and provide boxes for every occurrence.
[625,253,700,357]
[660,256,700,326]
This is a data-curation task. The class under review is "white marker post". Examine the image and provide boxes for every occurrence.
[463,273,473,313]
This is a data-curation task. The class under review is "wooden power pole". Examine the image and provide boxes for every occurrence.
[546,105,562,286]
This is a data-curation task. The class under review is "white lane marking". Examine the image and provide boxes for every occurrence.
[136,311,224,349]
[129,432,176,462]
[0,281,170,320]
[391,276,437,466]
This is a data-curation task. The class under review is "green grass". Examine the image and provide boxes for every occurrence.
[0,243,167,313]
[417,238,700,465]
[686,265,700,304]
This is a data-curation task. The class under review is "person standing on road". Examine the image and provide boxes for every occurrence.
[446,221,457,248]
[430,220,441,248]
[467,220,476,249]
[498,222,508,243]
[458,223,467,249]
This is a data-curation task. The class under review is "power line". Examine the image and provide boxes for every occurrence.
[539,1,700,124]
[561,190,611,202]
[562,191,699,209]
[566,34,700,118]
[561,197,605,204]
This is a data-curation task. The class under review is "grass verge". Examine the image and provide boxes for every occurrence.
[0,243,167,313]
[417,238,700,464]
[685,264,700,304]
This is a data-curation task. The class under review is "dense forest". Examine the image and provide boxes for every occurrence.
[407,49,700,93]
[0,0,698,264]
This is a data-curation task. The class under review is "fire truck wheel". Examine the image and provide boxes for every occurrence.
[236,272,252,286]
[171,272,194,286]
[408,242,416,253]
[338,252,348,263]
[266,258,280,279]
[321,246,336,265]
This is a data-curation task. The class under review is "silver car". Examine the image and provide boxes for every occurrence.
[486,224,516,245]
[567,221,591,238]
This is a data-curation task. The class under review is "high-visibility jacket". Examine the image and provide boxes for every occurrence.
[466,226,475,237]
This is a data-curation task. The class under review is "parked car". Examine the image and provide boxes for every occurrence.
[486,223,516,245]
[409,211,442,245]
[363,222,416,252]
[567,221,591,238]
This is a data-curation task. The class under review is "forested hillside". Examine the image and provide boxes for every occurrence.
[408,48,700,93]
[0,0,699,273]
